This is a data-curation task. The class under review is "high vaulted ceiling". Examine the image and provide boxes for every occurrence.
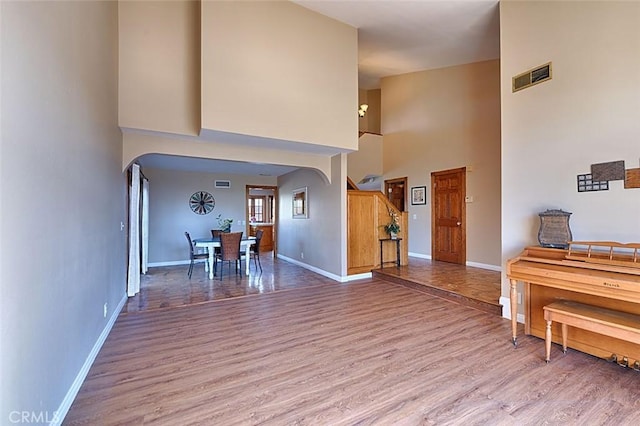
[294,0,501,89]
[140,0,501,175]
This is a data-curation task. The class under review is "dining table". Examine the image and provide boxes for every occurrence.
[193,236,256,279]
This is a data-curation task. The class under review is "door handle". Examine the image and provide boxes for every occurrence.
[456,222,461,226]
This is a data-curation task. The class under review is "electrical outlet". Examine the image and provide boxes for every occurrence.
[301,252,304,259]
[517,292,522,305]
[103,303,108,318]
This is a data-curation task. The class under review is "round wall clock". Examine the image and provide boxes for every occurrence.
[189,191,215,215]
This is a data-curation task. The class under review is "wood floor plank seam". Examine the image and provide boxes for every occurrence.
[65,258,640,425]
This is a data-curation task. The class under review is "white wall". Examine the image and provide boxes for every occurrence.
[118,0,200,136]
[118,1,357,183]
[119,1,358,186]
[347,133,383,186]
[122,131,334,183]
[278,155,346,277]
[144,168,277,264]
[359,88,381,134]
[201,1,358,152]
[381,60,502,267]
[1,1,125,421]
[501,1,640,296]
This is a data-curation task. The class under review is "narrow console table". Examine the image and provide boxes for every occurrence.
[379,238,402,268]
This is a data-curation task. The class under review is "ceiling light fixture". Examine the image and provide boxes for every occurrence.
[358,104,368,117]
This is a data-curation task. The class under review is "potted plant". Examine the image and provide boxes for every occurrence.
[216,214,233,233]
[384,208,401,239]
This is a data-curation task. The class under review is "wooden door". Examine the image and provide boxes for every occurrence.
[431,167,466,264]
[245,185,278,255]
[347,192,377,273]
[384,177,407,212]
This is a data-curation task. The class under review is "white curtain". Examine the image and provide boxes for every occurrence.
[127,164,141,296]
[141,177,149,274]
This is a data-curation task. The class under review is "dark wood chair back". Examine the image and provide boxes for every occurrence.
[250,230,263,272]
[217,232,243,279]
[219,232,243,261]
[185,231,196,257]
[253,229,263,253]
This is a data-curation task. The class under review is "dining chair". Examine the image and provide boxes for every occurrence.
[210,229,223,264]
[185,231,209,279]
[250,229,263,272]
[216,231,243,280]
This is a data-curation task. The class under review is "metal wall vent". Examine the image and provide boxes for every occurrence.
[512,62,552,92]
[214,180,231,189]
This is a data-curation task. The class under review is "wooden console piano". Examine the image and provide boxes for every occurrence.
[506,241,640,364]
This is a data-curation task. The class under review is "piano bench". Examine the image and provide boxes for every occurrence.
[543,301,640,363]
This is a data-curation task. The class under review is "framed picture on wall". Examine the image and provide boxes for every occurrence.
[411,186,427,205]
[292,187,308,218]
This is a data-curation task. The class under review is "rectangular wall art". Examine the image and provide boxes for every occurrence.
[577,173,609,192]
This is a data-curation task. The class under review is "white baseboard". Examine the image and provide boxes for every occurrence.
[343,272,372,281]
[499,296,525,323]
[156,257,370,282]
[276,254,352,282]
[409,252,501,272]
[408,252,431,259]
[54,293,127,426]
[148,259,190,267]
[466,261,502,272]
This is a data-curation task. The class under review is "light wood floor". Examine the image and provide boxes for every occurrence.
[374,258,502,315]
[123,254,332,313]
[125,255,502,315]
[65,258,640,424]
